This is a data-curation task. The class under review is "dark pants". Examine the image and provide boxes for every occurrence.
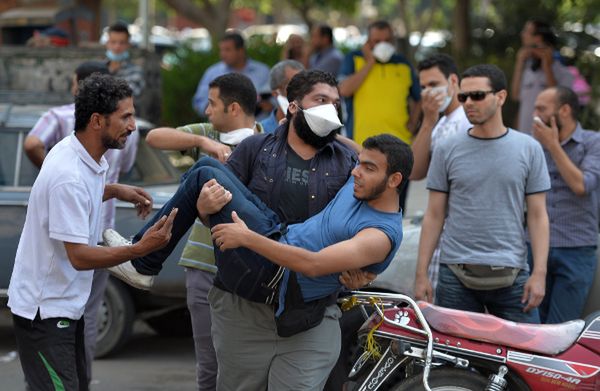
[131,157,281,277]
[527,245,597,323]
[435,264,540,323]
[13,313,87,391]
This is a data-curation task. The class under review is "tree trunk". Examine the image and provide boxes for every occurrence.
[162,0,233,43]
[452,0,470,61]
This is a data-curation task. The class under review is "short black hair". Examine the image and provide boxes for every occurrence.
[368,20,393,34]
[221,31,245,50]
[529,19,558,47]
[418,54,459,79]
[75,74,132,132]
[75,61,109,82]
[316,24,334,44]
[208,73,257,116]
[286,70,338,105]
[363,134,413,190]
[553,86,580,119]
[108,22,130,38]
[461,64,507,92]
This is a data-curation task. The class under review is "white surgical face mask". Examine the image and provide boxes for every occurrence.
[429,85,452,113]
[372,42,395,63]
[219,127,254,145]
[299,103,342,137]
[276,92,289,115]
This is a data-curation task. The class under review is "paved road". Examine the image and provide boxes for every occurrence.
[0,308,196,390]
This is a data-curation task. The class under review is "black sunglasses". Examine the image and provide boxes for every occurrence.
[457,90,496,103]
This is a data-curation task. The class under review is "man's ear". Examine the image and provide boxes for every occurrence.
[89,113,104,130]
[229,102,241,116]
[388,172,403,189]
[496,89,508,106]
[287,101,299,115]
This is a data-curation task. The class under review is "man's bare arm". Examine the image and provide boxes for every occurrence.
[212,212,392,277]
[522,192,548,312]
[24,135,46,168]
[414,190,448,302]
[64,208,177,270]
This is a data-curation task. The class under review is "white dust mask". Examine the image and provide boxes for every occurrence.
[372,42,395,63]
[276,92,289,115]
[219,127,254,145]
[300,103,342,137]
[429,85,452,113]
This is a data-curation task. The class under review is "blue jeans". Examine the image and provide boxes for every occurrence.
[527,245,597,324]
[131,157,281,283]
[435,264,540,323]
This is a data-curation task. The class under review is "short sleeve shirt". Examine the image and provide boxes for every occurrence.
[8,135,108,320]
[427,129,550,269]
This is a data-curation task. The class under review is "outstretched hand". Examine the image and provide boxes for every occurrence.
[211,211,249,251]
[136,208,178,254]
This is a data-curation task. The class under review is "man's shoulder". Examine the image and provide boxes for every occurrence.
[248,58,270,71]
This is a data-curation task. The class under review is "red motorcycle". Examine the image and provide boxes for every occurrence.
[342,292,600,390]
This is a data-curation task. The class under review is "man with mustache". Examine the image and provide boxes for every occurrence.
[530,86,600,323]
[8,74,175,391]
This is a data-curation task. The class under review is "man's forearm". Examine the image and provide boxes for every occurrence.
[24,136,46,168]
[548,143,585,195]
[147,127,207,151]
[415,212,444,278]
[338,63,374,97]
[527,207,549,277]
[409,117,437,180]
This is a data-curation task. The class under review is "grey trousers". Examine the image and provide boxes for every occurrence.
[83,269,110,381]
[186,267,218,391]
[209,286,341,391]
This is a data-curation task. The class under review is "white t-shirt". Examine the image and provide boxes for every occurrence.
[430,105,471,152]
[28,103,139,230]
[8,135,108,320]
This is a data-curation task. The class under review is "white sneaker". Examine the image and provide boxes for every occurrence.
[103,229,154,290]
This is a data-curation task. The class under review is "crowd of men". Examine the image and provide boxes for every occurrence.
[6,17,599,391]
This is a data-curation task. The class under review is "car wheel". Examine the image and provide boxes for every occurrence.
[146,307,193,337]
[94,278,135,358]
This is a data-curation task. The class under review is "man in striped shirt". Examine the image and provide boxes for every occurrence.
[529,86,600,323]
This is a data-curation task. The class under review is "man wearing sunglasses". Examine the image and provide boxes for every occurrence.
[415,64,550,323]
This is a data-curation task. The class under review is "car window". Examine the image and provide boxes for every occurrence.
[0,131,17,186]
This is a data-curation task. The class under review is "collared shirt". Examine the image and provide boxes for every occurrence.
[339,50,421,144]
[259,109,279,134]
[109,60,145,98]
[28,103,139,230]
[192,59,270,115]
[543,123,600,247]
[308,46,344,77]
[8,135,108,320]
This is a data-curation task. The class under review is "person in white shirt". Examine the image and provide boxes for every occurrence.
[8,74,175,391]
[410,54,472,294]
[23,61,140,383]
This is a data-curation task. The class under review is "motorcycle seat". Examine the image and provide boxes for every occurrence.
[418,302,585,355]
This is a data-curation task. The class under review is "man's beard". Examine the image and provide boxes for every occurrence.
[102,130,128,149]
[354,176,388,202]
[292,110,338,149]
